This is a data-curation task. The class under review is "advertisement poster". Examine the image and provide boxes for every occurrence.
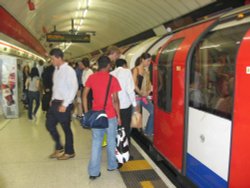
[0,55,19,118]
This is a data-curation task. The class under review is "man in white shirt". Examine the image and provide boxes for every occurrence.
[46,48,78,160]
[79,58,93,111]
[110,59,137,144]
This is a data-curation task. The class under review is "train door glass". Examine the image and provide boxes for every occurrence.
[186,22,250,187]
[157,38,183,112]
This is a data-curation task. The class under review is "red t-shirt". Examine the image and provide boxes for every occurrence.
[85,71,121,118]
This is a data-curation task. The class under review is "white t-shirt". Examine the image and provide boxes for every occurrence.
[82,68,93,86]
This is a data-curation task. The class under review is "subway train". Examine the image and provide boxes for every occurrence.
[127,5,250,188]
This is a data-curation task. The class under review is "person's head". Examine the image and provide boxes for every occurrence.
[216,75,229,97]
[49,48,64,67]
[30,67,39,78]
[23,65,30,74]
[140,53,152,67]
[105,46,121,62]
[80,57,90,69]
[115,59,127,68]
[97,55,111,71]
[38,60,44,66]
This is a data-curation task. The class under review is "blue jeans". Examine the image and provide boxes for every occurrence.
[88,118,118,176]
[137,98,154,135]
[27,91,40,119]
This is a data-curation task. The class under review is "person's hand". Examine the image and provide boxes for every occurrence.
[117,116,122,126]
[58,105,66,112]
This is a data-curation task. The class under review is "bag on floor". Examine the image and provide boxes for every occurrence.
[81,110,108,129]
[116,127,130,164]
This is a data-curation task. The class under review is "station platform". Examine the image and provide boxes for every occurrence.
[0,109,174,188]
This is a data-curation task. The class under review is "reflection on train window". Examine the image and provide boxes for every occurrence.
[158,38,183,112]
[189,23,249,119]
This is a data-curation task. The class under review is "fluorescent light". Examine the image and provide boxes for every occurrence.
[83,9,88,17]
[200,44,220,49]
[0,40,45,61]
[87,0,90,8]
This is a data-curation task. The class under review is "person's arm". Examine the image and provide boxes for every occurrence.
[25,78,29,90]
[127,71,137,107]
[82,86,90,113]
[112,92,121,125]
[35,79,40,90]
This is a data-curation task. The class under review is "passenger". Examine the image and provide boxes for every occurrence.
[105,45,121,70]
[214,75,233,114]
[132,53,154,136]
[46,48,78,160]
[41,61,55,112]
[189,64,205,107]
[110,59,137,145]
[72,62,83,119]
[25,67,40,120]
[37,60,44,78]
[82,55,121,179]
[79,57,93,112]
[22,64,30,109]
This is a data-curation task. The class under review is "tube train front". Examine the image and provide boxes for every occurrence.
[153,5,250,188]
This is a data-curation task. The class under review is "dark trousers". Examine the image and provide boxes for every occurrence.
[120,105,132,144]
[46,101,74,154]
[28,91,40,119]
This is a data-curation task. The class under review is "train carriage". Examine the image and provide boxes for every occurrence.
[153,5,250,188]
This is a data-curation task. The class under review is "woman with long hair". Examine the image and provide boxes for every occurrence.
[25,67,40,120]
[132,52,154,136]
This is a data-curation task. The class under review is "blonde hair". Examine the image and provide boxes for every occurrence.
[105,46,120,56]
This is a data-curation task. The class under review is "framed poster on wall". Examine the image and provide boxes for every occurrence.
[0,55,19,118]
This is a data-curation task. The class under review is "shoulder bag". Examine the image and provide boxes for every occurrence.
[81,75,112,129]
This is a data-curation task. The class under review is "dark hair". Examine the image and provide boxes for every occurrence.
[82,57,90,67]
[30,67,39,79]
[140,52,151,60]
[135,57,141,67]
[97,55,111,70]
[115,59,127,68]
[49,48,64,59]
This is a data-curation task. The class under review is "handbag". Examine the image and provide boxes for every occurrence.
[81,75,112,129]
[131,111,142,128]
[116,127,130,164]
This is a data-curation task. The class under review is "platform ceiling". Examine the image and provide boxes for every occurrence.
[0,0,215,59]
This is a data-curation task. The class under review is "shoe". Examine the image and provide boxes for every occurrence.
[57,153,75,160]
[89,173,101,180]
[49,149,64,158]
[107,163,123,171]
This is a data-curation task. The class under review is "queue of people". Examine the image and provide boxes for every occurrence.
[20,47,154,180]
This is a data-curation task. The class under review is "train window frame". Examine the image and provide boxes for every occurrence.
[157,38,184,112]
[189,22,250,120]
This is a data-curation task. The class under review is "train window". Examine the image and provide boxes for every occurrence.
[189,22,250,119]
[158,38,183,112]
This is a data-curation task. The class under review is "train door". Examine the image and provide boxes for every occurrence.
[186,17,250,187]
[153,20,215,171]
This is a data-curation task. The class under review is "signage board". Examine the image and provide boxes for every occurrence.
[46,33,90,43]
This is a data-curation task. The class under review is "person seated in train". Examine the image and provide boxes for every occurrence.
[189,64,206,108]
[214,75,233,115]
[132,52,154,136]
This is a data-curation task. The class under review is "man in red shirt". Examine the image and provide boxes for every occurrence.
[83,55,121,179]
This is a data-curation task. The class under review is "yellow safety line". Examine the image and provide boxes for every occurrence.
[120,160,152,172]
[140,181,154,188]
